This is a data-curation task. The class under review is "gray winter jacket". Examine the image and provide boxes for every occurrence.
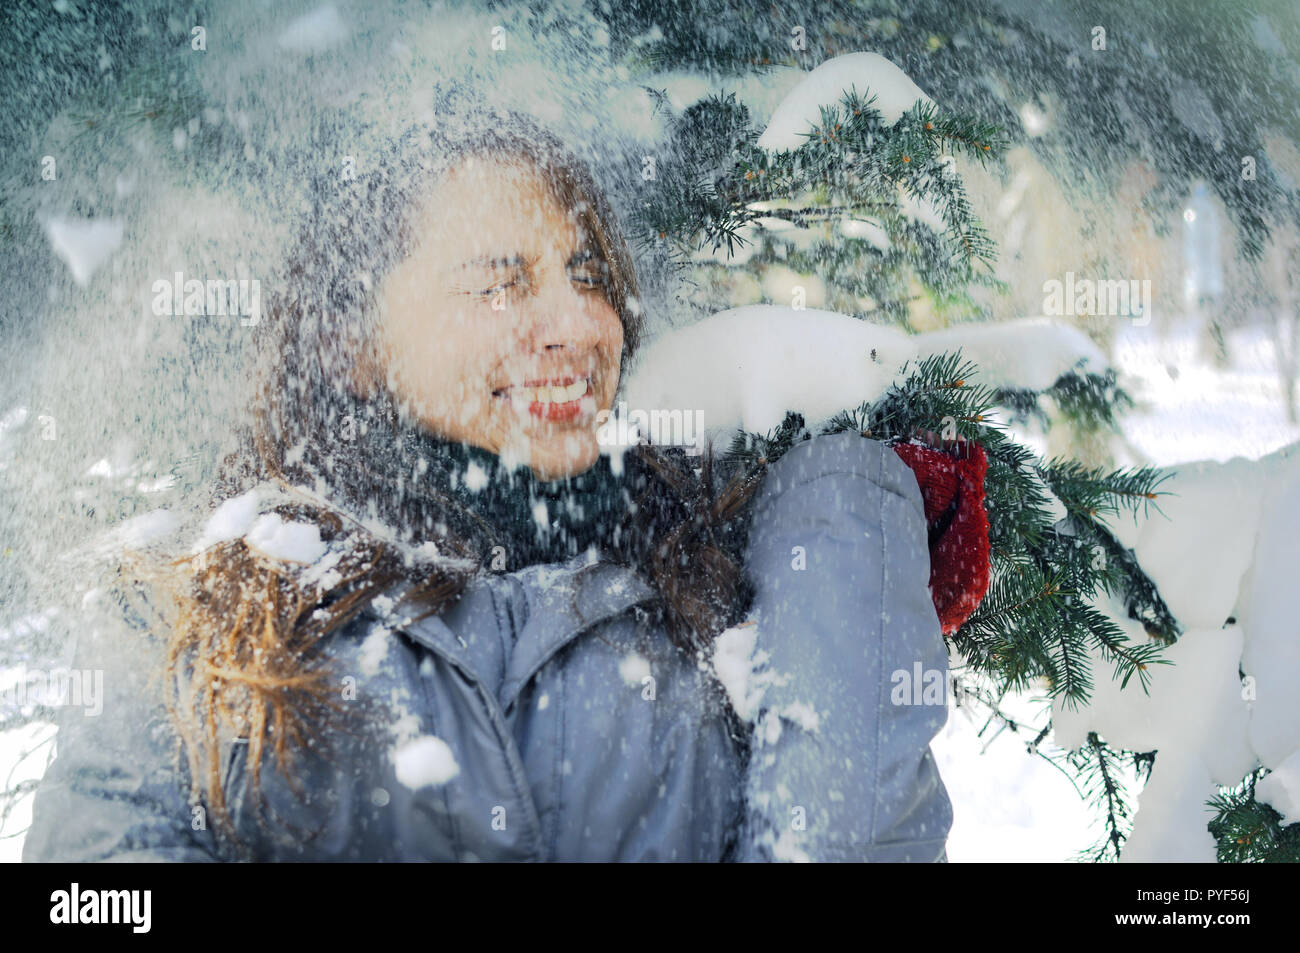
[22,431,952,862]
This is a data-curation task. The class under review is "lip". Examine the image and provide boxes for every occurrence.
[493,376,595,423]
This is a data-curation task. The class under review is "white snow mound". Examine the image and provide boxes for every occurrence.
[622,306,1108,448]
[757,52,936,151]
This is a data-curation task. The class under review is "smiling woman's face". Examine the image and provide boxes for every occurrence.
[369,152,624,481]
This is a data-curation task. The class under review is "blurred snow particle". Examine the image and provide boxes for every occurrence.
[410,540,443,563]
[463,461,489,491]
[359,624,390,677]
[618,652,650,687]
[838,217,891,250]
[244,514,327,564]
[1019,101,1049,136]
[193,488,261,552]
[277,4,349,54]
[392,735,460,790]
[771,829,812,863]
[120,509,180,551]
[780,700,821,733]
[712,621,770,722]
[43,217,123,287]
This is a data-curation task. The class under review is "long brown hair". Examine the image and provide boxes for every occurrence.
[148,102,768,849]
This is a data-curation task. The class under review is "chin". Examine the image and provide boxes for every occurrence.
[524,438,601,482]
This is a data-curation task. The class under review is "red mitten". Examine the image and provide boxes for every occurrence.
[892,437,991,637]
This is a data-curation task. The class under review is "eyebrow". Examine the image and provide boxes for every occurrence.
[452,248,604,271]
[453,254,531,271]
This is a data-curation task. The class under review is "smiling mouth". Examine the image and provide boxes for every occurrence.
[493,376,595,422]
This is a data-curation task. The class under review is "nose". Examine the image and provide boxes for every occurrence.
[517,265,603,353]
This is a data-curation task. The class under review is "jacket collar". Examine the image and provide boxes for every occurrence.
[387,556,657,712]
[501,558,656,710]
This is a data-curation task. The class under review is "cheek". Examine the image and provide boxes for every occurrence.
[435,307,492,369]
[602,309,624,396]
[595,301,624,358]
[380,305,481,407]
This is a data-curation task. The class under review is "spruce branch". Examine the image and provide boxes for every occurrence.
[1068,733,1151,863]
[1208,775,1300,862]
[725,349,1176,706]
[636,87,1004,286]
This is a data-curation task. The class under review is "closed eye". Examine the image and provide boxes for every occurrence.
[476,278,520,297]
[567,257,610,291]
[453,254,532,299]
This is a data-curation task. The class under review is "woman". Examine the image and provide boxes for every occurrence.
[23,99,953,862]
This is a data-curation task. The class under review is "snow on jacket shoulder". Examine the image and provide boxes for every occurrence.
[22,431,951,862]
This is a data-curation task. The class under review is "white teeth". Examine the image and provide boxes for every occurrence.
[515,380,588,403]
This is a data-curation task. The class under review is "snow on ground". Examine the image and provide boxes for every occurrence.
[0,723,56,863]
[932,684,1104,862]
[1113,317,1300,467]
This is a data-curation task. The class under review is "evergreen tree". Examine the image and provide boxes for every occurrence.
[594,0,1300,262]
[613,18,1298,859]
